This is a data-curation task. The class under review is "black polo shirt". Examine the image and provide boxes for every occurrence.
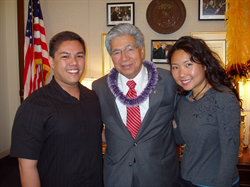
[10,77,103,187]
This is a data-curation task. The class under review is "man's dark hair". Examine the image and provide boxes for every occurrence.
[49,31,85,58]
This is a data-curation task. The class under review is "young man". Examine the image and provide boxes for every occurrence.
[10,31,103,187]
[92,23,179,187]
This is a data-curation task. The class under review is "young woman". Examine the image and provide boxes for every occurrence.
[168,36,242,187]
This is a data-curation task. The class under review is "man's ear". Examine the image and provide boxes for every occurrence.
[48,56,54,69]
[140,45,145,59]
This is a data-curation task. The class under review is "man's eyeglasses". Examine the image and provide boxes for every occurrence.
[111,45,138,60]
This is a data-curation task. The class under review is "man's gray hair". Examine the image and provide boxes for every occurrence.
[105,23,144,54]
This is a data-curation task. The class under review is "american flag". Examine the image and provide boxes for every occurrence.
[24,0,50,99]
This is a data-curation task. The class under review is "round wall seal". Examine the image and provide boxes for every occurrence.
[146,0,186,34]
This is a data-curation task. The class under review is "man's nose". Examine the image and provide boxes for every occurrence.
[121,51,129,61]
[70,56,78,65]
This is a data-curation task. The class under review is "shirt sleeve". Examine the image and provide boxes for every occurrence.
[215,92,241,186]
[10,101,44,160]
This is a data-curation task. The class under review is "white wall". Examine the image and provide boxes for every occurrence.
[0,0,227,158]
[0,0,20,158]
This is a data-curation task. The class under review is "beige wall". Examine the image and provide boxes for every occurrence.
[0,0,227,158]
[26,0,227,78]
[0,0,20,158]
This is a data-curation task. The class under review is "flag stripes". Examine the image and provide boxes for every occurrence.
[23,0,50,99]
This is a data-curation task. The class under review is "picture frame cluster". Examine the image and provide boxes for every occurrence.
[104,1,227,66]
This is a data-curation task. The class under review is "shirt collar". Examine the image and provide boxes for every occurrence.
[50,76,91,101]
[118,64,148,93]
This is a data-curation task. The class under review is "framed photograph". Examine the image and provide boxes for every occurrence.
[199,0,226,20]
[205,40,226,66]
[107,2,134,26]
[101,33,113,75]
[191,31,227,66]
[151,40,176,64]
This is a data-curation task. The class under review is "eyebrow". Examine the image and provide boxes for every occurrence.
[58,51,85,55]
[76,52,85,55]
[59,52,70,55]
[183,59,191,63]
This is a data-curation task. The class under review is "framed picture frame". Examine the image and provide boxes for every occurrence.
[151,40,176,64]
[107,2,134,26]
[191,31,227,66]
[199,0,226,20]
[101,33,113,75]
[205,40,226,66]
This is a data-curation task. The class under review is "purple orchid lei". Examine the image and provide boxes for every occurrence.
[107,60,158,107]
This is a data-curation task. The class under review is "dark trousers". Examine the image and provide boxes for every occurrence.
[179,174,240,187]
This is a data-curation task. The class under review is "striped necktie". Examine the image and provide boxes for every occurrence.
[126,80,141,139]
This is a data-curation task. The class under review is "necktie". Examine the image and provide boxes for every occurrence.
[126,80,141,139]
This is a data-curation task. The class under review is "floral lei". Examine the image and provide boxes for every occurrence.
[107,60,158,107]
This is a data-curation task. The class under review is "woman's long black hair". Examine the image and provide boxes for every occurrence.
[167,36,242,108]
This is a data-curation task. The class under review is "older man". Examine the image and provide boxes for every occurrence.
[92,23,179,187]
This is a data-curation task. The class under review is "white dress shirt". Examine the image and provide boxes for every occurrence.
[116,65,149,125]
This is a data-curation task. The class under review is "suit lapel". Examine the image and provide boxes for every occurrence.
[104,80,133,138]
[135,75,164,139]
